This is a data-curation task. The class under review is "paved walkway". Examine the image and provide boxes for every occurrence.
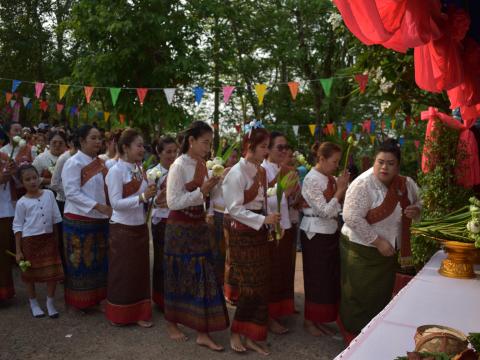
[0,253,345,360]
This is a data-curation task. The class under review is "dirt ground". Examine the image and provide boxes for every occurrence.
[0,253,345,360]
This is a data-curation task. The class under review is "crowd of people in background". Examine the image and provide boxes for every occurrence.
[0,119,422,355]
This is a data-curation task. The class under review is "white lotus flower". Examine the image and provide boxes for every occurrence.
[212,164,225,177]
[48,166,55,174]
[12,135,22,144]
[206,160,214,170]
[266,185,277,197]
[468,220,480,234]
[18,139,27,148]
[147,167,162,182]
[213,157,223,166]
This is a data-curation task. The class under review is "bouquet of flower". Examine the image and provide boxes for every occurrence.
[5,250,31,272]
[411,197,480,247]
[206,141,239,177]
[3,136,26,189]
[145,167,163,222]
[266,170,298,245]
[342,135,357,173]
[48,160,56,175]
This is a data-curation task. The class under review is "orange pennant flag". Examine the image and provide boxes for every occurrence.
[84,86,94,104]
[119,114,126,124]
[326,123,335,135]
[287,82,299,100]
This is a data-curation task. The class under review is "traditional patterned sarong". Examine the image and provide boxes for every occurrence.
[268,226,295,319]
[63,214,109,309]
[164,207,229,333]
[339,235,399,333]
[21,233,64,283]
[301,230,340,323]
[152,220,166,310]
[212,211,226,284]
[228,218,270,341]
[0,217,15,301]
[223,214,239,303]
[106,223,151,324]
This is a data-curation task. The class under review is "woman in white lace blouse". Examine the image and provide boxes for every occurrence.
[339,138,421,339]
[300,142,349,337]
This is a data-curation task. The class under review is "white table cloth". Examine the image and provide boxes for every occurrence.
[335,251,480,360]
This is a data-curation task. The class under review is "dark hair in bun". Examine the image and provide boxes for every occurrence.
[311,141,341,161]
[376,138,401,162]
[180,121,213,154]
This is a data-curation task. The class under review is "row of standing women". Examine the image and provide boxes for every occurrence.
[1,119,422,355]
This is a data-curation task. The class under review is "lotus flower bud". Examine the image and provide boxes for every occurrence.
[266,185,277,197]
[206,160,214,170]
[212,164,225,177]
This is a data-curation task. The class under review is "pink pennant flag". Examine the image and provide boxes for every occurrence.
[414,140,420,149]
[287,82,300,100]
[56,103,64,114]
[381,120,386,130]
[137,88,148,106]
[35,82,45,99]
[84,86,94,104]
[223,86,235,104]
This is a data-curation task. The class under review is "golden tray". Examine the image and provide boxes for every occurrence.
[436,240,478,279]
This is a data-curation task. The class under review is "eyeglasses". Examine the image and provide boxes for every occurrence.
[275,144,289,151]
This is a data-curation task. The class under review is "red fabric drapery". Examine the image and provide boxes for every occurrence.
[421,107,480,188]
[334,0,480,124]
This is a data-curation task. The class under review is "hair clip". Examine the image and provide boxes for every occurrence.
[244,120,264,138]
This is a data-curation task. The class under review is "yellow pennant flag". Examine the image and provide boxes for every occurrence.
[254,84,267,105]
[391,119,396,129]
[59,84,70,100]
[370,134,376,145]
[308,124,316,136]
[104,112,110,122]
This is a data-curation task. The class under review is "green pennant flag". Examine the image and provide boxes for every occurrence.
[385,117,391,129]
[110,88,121,107]
[320,78,333,97]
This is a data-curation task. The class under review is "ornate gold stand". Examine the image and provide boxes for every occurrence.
[439,241,477,279]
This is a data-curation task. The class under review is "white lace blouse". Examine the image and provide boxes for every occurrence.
[106,159,147,226]
[300,169,341,238]
[223,158,266,230]
[166,154,205,210]
[341,168,421,249]
[62,151,109,219]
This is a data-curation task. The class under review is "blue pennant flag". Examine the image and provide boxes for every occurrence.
[12,80,22,93]
[370,120,376,133]
[70,106,77,116]
[399,136,405,147]
[194,86,204,105]
[345,121,353,134]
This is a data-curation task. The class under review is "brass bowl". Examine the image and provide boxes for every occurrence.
[415,325,469,356]
[439,241,477,279]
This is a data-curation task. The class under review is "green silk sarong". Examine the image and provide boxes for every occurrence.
[339,235,399,333]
